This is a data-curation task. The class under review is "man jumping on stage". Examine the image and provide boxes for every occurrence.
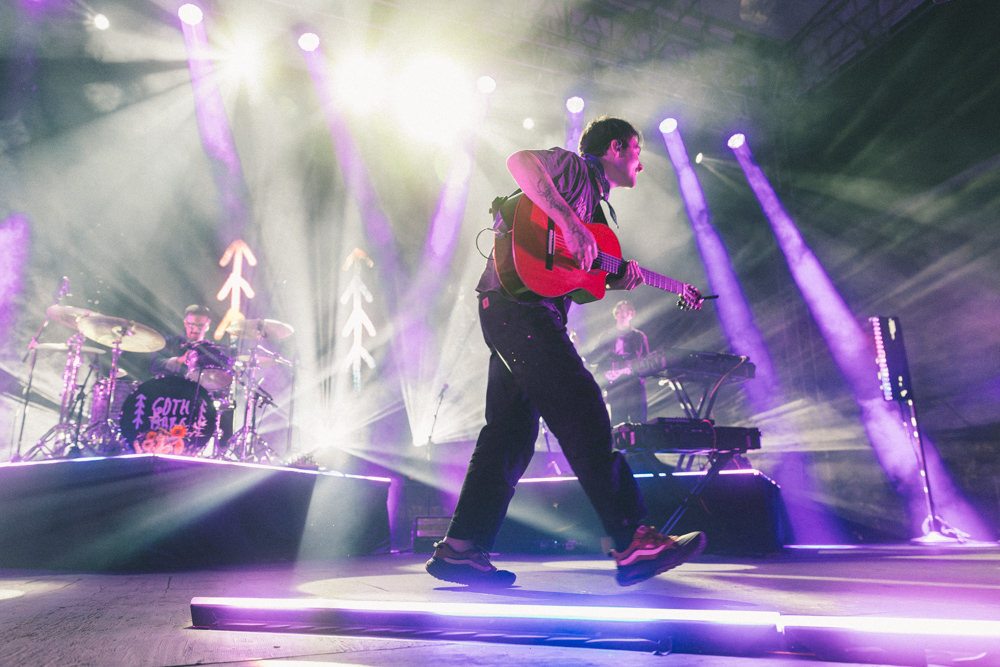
[426,116,706,587]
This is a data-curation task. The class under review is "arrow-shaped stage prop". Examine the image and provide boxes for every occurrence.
[214,240,257,341]
[341,249,376,392]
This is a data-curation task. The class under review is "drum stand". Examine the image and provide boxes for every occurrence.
[20,333,95,460]
[228,346,277,464]
[83,341,127,455]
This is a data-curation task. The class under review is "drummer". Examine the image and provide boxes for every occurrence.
[150,304,213,376]
[150,304,234,449]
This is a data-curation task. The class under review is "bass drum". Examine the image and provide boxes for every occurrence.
[119,376,217,452]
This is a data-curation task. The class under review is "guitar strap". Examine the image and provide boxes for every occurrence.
[583,153,619,228]
[490,188,522,230]
[592,199,610,227]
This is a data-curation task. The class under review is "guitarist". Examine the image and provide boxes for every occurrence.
[425,116,706,588]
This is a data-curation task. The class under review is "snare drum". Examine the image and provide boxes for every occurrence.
[120,376,217,452]
[89,378,137,426]
[184,342,234,390]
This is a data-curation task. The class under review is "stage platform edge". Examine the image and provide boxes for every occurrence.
[0,454,390,571]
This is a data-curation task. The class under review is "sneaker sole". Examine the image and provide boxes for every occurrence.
[616,532,707,586]
[425,557,516,587]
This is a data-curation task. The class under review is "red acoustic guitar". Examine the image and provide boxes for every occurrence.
[494,195,705,309]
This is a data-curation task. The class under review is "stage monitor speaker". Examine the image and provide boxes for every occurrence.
[653,470,792,556]
[493,471,790,556]
[413,515,451,554]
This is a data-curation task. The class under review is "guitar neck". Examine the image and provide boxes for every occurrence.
[595,252,685,296]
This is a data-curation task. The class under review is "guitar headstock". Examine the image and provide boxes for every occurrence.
[676,283,705,311]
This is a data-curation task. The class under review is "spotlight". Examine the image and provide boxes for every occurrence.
[695,152,703,164]
[566,96,585,114]
[727,133,746,149]
[298,32,320,52]
[477,76,496,94]
[93,13,110,30]
[394,55,474,144]
[335,54,389,114]
[659,118,677,134]
[178,3,203,26]
[523,118,535,130]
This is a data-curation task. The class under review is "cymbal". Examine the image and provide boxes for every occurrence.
[35,342,106,355]
[46,305,93,329]
[226,318,294,340]
[78,314,166,353]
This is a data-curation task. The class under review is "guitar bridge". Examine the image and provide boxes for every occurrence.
[545,219,555,270]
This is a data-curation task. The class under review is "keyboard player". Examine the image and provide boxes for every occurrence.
[600,300,651,425]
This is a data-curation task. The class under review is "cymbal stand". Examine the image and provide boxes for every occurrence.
[20,333,89,460]
[14,278,70,460]
[229,344,276,464]
[84,340,125,455]
[13,343,41,461]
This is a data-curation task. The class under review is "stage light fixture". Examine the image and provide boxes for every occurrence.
[335,55,389,114]
[566,96,585,114]
[225,40,264,84]
[523,118,535,130]
[395,56,474,144]
[695,152,703,164]
[727,133,745,149]
[298,32,320,52]
[659,118,677,134]
[477,75,496,94]
[93,14,110,30]
[178,3,203,25]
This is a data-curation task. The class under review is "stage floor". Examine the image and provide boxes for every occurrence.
[1,547,997,666]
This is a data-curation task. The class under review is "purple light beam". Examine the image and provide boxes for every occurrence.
[730,136,988,539]
[0,214,31,354]
[300,44,403,297]
[180,11,249,243]
[660,123,779,413]
[662,122,838,543]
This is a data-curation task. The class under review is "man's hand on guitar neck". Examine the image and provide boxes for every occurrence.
[606,260,644,291]
[679,283,705,310]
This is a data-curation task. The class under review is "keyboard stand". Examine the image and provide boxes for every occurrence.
[660,449,738,535]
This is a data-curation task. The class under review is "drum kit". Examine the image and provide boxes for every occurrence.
[15,304,294,464]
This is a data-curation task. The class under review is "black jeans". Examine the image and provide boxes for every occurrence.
[447,292,647,552]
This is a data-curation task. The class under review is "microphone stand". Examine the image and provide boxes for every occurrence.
[426,384,448,451]
[285,348,297,457]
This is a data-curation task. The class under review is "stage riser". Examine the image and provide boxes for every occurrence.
[0,455,390,571]
[495,472,790,556]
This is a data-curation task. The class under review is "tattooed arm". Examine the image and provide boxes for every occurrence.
[506,150,598,271]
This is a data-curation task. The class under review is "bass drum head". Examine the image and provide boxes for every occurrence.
[120,375,217,451]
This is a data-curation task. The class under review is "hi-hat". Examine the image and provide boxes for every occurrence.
[46,305,93,330]
[35,342,106,355]
[237,348,292,368]
[226,318,294,340]
[78,315,166,353]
